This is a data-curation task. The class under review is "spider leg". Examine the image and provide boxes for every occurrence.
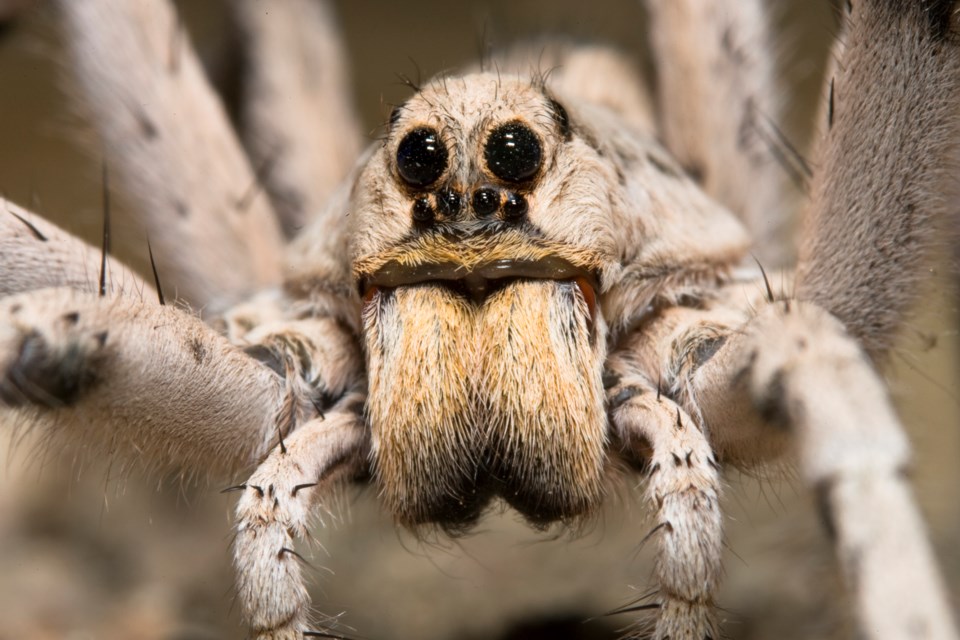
[1,193,367,636]
[616,284,958,638]
[0,283,365,474]
[233,402,367,640]
[1,198,149,299]
[232,0,363,239]
[632,5,960,635]
[0,190,363,473]
[686,299,958,640]
[606,368,722,640]
[645,0,792,266]
[625,294,790,468]
[232,313,365,422]
[0,287,286,475]
[795,0,960,362]
[52,0,285,310]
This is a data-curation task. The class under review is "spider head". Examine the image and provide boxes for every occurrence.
[352,72,622,292]
[350,73,620,529]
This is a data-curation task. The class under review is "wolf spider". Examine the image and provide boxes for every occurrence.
[0,0,958,638]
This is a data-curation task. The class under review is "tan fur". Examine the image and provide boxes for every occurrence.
[478,280,607,522]
[365,278,607,527]
[364,286,477,525]
[354,228,609,283]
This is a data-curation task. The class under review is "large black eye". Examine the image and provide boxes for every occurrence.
[484,121,542,183]
[396,127,448,188]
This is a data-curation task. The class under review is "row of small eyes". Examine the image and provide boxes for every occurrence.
[395,121,543,189]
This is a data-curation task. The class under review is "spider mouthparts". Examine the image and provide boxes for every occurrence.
[360,256,600,307]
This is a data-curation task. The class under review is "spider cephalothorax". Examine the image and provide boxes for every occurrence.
[1,0,959,639]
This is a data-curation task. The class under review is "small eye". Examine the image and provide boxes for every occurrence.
[412,196,434,223]
[435,188,463,218]
[484,121,542,183]
[396,127,448,188]
[471,187,500,216]
[502,192,528,220]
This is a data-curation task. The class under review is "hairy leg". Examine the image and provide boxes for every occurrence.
[611,288,787,467]
[233,403,367,640]
[53,0,285,310]
[235,314,365,421]
[633,6,960,634]
[645,0,792,266]
[606,367,723,640]
[796,0,960,361]
[1,198,150,299]
[0,288,284,474]
[232,0,362,238]
[687,300,958,640]
[0,286,365,474]
[1,199,367,637]
[611,256,958,636]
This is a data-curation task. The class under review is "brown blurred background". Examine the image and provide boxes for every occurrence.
[0,1,957,639]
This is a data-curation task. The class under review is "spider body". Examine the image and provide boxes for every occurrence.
[1,1,959,639]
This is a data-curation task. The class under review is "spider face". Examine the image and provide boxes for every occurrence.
[351,74,619,527]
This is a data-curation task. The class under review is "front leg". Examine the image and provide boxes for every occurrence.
[606,366,723,640]
[233,401,368,640]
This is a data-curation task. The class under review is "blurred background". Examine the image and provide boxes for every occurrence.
[0,1,957,639]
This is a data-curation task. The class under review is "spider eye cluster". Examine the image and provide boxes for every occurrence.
[484,121,542,183]
[394,120,543,226]
[396,127,448,188]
